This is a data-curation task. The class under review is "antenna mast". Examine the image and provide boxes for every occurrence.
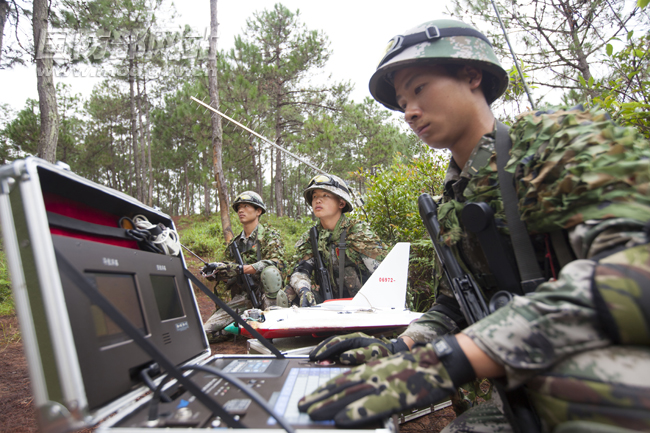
[489,0,536,109]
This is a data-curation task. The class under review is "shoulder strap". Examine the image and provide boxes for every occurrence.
[495,121,544,293]
[338,228,347,296]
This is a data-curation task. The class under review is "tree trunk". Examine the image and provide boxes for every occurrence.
[33,0,58,163]
[274,144,283,216]
[209,0,233,242]
[184,161,190,215]
[255,140,263,195]
[144,80,153,207]
[559,1,596,99]
[273,78,284,215]
[136,75,148,204]
[203,179,210,217]
[129,57,141,201]
[0,0,9,63]
[269,146,274,213]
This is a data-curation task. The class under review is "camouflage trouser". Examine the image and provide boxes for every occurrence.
[443,346,650,433]
[204,267,283,336]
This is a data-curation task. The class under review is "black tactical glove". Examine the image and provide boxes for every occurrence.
[299,335,476,428]
[309,332,410,365]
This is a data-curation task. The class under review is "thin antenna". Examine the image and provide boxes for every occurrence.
[191,96,329,174]
[190,96,368,217]
[181,243,208,265]
[489,0,536,109]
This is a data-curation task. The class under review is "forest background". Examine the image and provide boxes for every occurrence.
[0,0,649,315]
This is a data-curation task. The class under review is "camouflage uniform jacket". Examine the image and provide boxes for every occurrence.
[401,106,650,387]
[224,223,286,278]
[290,214,387,301]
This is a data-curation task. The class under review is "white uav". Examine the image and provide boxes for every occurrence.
[228,242,423,339]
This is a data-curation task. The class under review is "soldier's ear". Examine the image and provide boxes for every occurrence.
[255,208,262,218]
[338,199,346,209]
[462,66,483,90]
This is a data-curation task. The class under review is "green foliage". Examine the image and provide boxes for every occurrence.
[586,33,650,139]
[450,0,648,111]
[360,147,448,245]
[359,147,449,312]
[0,246,14,317]
[177,212,313,263]
[4,99,40,156]
[178,216,227,260]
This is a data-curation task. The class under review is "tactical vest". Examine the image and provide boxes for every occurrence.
[455,121,650,345]
[310,227,371,300]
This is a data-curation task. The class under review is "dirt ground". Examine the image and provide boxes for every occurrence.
[0,260,455,432]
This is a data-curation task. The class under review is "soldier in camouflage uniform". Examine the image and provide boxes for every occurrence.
[202,191,285,337]
[299,19,650,432]
[280,174,387,307]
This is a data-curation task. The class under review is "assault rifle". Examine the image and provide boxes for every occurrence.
[309,226,334,301]
[230,241,261,309]
[418,193,541,433]
[418,193,488,325]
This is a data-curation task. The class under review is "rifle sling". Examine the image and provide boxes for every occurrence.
[234,230,262,262]
[325,230,348,298]
[336,229,347,297]
[495,121,544,293]
[494,122,544,433]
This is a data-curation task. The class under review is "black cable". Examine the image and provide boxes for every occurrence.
[183,269,285,359]
[125,228,164,254]
[139,365,172,403]
[148,363,296,433]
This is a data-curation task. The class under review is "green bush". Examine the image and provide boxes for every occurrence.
[359,147,448,312]
[361,149,448,245]
[0,247,14,316]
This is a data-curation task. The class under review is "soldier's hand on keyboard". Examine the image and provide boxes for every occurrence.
[298,343,457,428]
[309,332,409,365]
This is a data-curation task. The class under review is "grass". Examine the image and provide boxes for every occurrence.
[0,321,21,347]
[177,211,314,265]
[0,246,14,317]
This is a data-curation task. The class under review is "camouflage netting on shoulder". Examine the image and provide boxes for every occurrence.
[508,106,650,233]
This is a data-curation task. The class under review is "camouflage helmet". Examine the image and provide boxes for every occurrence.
[303,174,354,213]
[369,19,509,110]
[232,191,266,214]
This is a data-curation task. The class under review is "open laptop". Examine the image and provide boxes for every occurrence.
[0,158,395,432]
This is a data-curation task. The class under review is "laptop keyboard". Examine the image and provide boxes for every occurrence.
[268,367,349,425]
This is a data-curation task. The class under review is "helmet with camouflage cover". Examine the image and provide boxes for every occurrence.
[232,191,266,214]
[303,174,354,213]
[369,19,509,110]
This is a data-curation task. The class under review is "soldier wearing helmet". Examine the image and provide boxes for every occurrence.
[280,174,387,308]
[202,191,285,338]
[299,19,650,433]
